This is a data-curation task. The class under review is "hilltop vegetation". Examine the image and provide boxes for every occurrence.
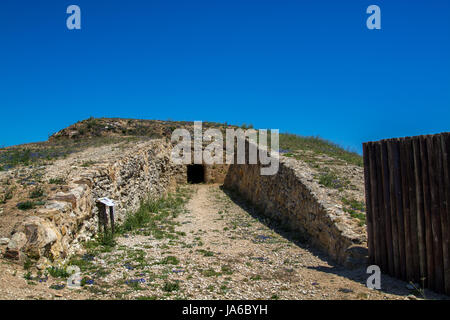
[279,134,362,167]
[0,118,225,171]
[0,117,362,171]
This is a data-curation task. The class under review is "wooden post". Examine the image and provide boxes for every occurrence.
[363,142,375,265]
[368,142,381,266]
[400,138,414,281]
[420,136,435,288]
[392,139,407,279]
[441,133,450,294]
[405,138,420,282]
[433,134,448,293]
[100,204,108,234]
[380,140,394,276]
[374,142,388,272]
[427,135,444,292]
[412,136,427,284]
[109,206,115,234]
[387,139,401,278]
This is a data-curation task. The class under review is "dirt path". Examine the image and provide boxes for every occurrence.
[0,184,447,300]
[169,184,441,300]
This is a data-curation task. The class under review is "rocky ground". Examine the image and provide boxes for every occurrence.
[284,149,367,228]
[0,184,446,300]
[0,139,140,240]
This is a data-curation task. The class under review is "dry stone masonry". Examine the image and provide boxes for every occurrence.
[3,136,367,269]
[224,156,367,266]
[4,139,186,267]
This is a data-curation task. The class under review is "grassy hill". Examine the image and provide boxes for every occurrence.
[0,117,362,171]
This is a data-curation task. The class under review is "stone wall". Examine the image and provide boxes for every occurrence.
[5,140,185,267]
[223,157,367,266]
[4,137,366,268]
[204,164,230,184]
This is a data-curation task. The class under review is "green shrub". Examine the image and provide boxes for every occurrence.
[98,231,116,248]
[350,212,366,226]
[24,258,34,270]
[29,187,44,199]
[159,256,179,265]
[197,249,214,257]
[136,296,158,300]
[318,171,349,189]
[341,197,366,226]
[221,265,233,275]
[47,266,69,278]
[202,268,221,277]
[0,148,32,168]
[17,201,35,210]
[118,188,190,237]
[81,160,95,167]
[341,197,365,212]
[162,281,180,292]
[49,177,65,185]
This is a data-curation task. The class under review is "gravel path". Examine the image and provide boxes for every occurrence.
[166,184,442,300]
[0,184,447,300]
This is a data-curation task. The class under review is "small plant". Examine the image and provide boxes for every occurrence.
[0,148,32,168]
[221,265,233,275]
[202,268,221,277]
[342,197,366,226]
[24,258,34,270]
[29,187,44,199]
[250,275,262,281]
[341,197,365,212]
[49,177,65,185]
[23,271,32,280]
[349,212,366,226]
[408,280,427,299]
[319,168,350,189]
[240,123,254,130]
[160,256,179,265]
[17,201,35,210]
[98,231,116,248]
[126,279,145,291]
[162,280,180,292]
[197,249,214,257]
[0,188,13,204]
[81,160,95,168]
[136,295,158,300]
[117,187,191,239]
[49,284,65,290]
[47,266,69,278]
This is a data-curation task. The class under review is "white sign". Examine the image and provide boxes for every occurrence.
[97,197,115,207]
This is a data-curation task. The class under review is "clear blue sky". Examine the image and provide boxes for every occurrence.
[1,0,449,153]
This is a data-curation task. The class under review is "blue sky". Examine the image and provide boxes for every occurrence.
[0,0,449,153]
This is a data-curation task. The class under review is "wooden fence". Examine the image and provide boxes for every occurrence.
[363,132,450,295]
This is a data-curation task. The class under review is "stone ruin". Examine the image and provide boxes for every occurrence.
[1,133,367,270]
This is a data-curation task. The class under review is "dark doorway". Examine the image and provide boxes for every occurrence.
[187,164,205,184]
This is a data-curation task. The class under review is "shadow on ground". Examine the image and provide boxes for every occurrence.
[219,185,448,300]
